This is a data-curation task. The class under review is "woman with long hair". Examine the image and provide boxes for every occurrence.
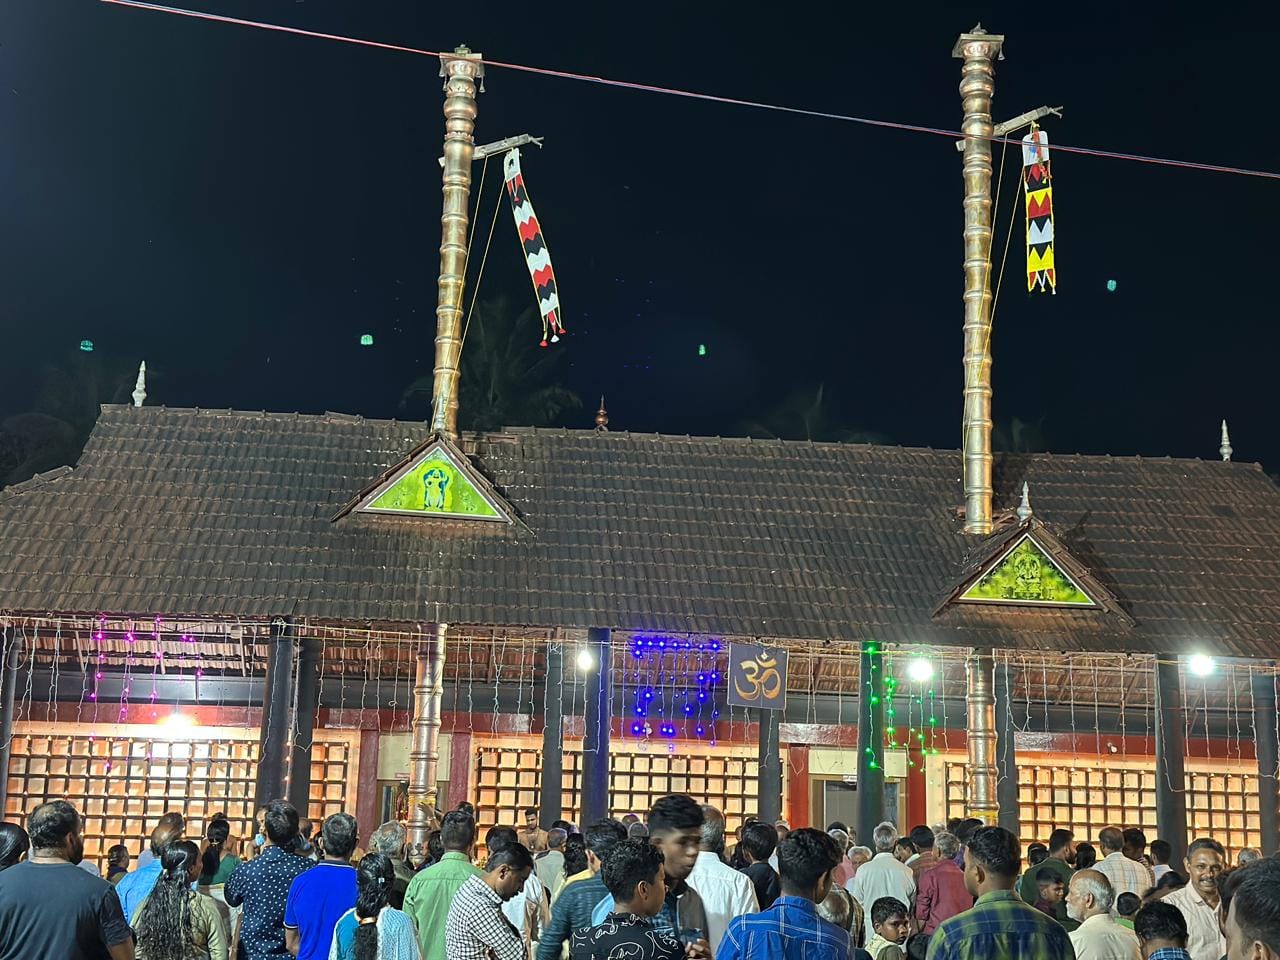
[329,853,419,960]
[0,821,29,871]
[106,843,131,884]
[133,839,229,960]
[199,814,240,885]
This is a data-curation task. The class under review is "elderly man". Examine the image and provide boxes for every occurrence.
[1162,839,1227,960]
[916,832,972,937]
[368,821,413,909]
[1066,870,1140,960]
[686,805,758,955]
[535,827,569,904]
[848,822,915,924]
[1095,828,1154,912]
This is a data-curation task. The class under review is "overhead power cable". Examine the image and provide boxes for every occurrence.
[102,0,1280,182]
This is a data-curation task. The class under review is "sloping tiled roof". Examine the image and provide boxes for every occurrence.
[0,405,1277,658]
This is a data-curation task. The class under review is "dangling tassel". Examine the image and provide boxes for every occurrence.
[504,149,566,346]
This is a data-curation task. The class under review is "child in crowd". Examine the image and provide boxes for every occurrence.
[1115,891,1141,929]
[1034,874,1066,918]
[864,897,911,960]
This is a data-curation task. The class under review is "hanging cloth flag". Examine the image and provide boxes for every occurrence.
[503,148,565,346]
[1022,127,1057,294]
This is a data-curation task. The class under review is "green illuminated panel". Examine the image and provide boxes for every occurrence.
[365,448,500,519]
[960,536,1095,606]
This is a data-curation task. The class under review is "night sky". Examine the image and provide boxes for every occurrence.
[2,3,1278,469]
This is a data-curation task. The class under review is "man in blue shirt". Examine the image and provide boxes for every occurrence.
[536,818,628,960]
[1133,901,1192,960]
[226,800,313,960]
[284,812,358,960]
[720,827,865,960]
[115,819,184,923]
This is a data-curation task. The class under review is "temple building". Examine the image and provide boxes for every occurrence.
[0,403,1277,869]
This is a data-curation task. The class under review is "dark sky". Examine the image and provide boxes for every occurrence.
[2,2,1278,467]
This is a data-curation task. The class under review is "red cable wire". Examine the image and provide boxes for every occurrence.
[103,0,1280,182]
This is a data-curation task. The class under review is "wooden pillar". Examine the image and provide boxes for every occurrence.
[581,628,612,826]
[758,707,783,825]
[856,643,886,843]
[1252,667,1279,856]
[286,638,322,817]
[539,642,565,826]
[0,628,21,816]
[447,730,474,810]
[1155,658,1189,866]
[255,618,294,808]
[994,659,1020,834]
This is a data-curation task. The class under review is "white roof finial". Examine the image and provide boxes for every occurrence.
[132,361,147,407]
[1016,481,1034,523]
[1220,419,1233,462]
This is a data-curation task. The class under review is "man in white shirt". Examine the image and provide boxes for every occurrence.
[1149,840,1173,883]
[847,821,915,923]
[686,805,758,955]
[1162,838,1227,960]
[1094,827,1154,913]
[487,824,549,954]
[534,828,568,904]
[1066,870,1141,960]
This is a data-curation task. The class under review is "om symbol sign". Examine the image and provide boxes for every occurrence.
[734,652,784,702]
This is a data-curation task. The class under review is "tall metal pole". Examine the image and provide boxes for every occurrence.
[1252,667,1279,857]
[581,628,612,826]
[0,628,22,817]
[993,659,1019,832]
[1154,659,1189,866]
[855,643,886,844]
[429,46,483,441]
[965,649,999,823]
[954,26,1004,536]
[286,638,322,817]
[255,618,294,809]
[409,623,448,849]
[539,642,565,827]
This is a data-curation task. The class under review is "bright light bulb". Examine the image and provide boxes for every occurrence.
[576,648,596,672]
[1188,654,1216,677]
[907,658,935,683]
[157,711,195,731]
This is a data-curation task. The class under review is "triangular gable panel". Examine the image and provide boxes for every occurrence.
[356,441,511,522]
[958,533,1097,607]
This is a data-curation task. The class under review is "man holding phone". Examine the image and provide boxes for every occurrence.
[571,839,710,959]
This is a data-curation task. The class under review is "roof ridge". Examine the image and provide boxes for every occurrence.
[94,404,1269,469]
[0,465,73,501]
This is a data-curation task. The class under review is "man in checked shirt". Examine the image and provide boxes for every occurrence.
[444,841,535,960]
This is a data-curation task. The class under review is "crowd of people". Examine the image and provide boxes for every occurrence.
[0,795,1276,960]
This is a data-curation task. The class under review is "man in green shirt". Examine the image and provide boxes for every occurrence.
[1019,828,1079,932]
[403,810,482,960]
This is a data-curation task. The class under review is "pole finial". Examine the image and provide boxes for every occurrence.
[1220,420,1233,462]
[1016,481,1033,523]
[595,397,609,432]
[132,361,147,407]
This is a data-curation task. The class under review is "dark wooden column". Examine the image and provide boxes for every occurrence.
[581,628,612,826]
[286,637,322,816]
[994,660,1020,834]
[255,618,294,809]
[1252,667,1279,857]
[539,641,565,826]
[1154,659,1188,866]
[758,707,783,824]
[0,628,21,817]
[855,642,886,844]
